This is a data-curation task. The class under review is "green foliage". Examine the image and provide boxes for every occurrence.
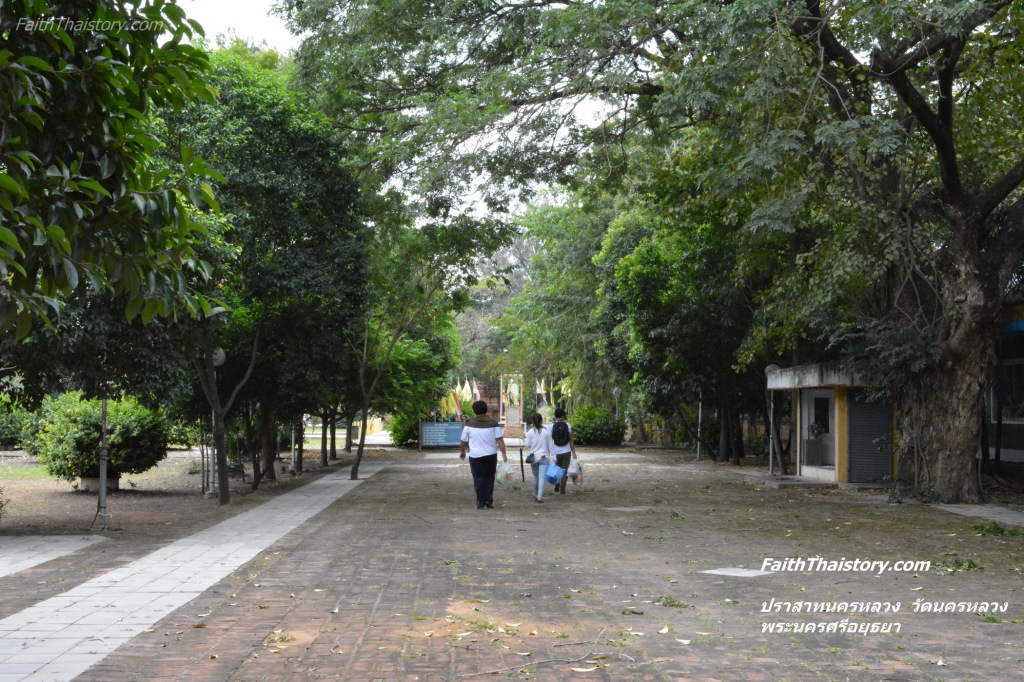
[570,407,625,447]
[157,43,369,467]
[0,0,221,333]
[0,289,196,408]
[166,419,203,449]
[380,322,463,447]
[18,406,48,458]
[974,521,1023,537]
[289,0,1024,498]
[386,412,421,447]
[0,395,31,448]
[495,195,630,404]
[35,392,168,481]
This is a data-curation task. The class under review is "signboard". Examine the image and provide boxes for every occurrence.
[419,421,464,449]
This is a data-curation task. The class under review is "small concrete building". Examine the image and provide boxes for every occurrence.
[766,363,894,484]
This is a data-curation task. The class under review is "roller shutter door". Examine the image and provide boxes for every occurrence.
[848,389,893,483]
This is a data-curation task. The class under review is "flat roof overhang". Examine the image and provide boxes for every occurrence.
[766,363,868,390]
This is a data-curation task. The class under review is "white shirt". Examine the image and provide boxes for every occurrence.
[460,424,504,458]
[547,420,573,455]
[525,427,553,459]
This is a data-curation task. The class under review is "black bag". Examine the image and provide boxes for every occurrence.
[551,420,570,447]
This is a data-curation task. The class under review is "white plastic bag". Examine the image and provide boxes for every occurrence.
[496,460,514,483]
[569,461,583,485]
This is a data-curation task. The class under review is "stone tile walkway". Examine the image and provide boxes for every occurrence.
[0,466,379,682]
[2,451,1024,681]
[0,538,107,581]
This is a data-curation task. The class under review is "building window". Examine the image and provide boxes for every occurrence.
[811,397,831,436]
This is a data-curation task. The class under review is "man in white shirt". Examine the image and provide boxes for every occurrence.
[459,400,508,509]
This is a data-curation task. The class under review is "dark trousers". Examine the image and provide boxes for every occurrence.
[555,452,572,492]
[469,454,497,508]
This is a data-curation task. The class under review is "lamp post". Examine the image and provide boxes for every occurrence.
[613,387,621,419]
[207,348,226,496]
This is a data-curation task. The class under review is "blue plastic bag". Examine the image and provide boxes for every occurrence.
[545,463,564,485]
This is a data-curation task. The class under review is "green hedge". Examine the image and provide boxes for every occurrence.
[35,392,169,481]
[570,407,625,446]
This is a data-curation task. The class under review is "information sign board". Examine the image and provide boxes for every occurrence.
[419,422,464,449]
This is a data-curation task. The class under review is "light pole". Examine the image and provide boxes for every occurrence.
[207,348,226,496]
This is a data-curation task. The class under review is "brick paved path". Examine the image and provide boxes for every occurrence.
[3,450,1024,681]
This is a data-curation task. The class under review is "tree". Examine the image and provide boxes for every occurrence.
[494,195,631,410]
[1,0,220,333]
[158,44,367,501]
[0,288,192,408]
[346,217,511,479]
[283,0,1024,503]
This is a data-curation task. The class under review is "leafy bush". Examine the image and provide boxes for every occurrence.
[35,392,169,481]
[387,411,421,446]
[0,396,32,449]
[19,405,50,457]
[167,419,202,449]
[570,407,625,446]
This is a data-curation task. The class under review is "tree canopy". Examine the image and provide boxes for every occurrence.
[0,0,221,334]
[284,0,1024,501]
[156,42,368,500]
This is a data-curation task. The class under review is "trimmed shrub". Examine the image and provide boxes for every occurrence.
[35,392,168,482]
[570,407,625,446]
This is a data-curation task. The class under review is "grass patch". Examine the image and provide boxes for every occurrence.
[0,463,50,480]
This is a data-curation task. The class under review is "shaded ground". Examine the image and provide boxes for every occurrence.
[5,448,1024,680]
[0,446,410,540]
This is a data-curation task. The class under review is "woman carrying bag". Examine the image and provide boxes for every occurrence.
[525,413,554,502]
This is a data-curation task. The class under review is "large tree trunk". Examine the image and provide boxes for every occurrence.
[330,410,339,459]
[891,298,991,503]
[768,391,790,475]
[351,404,371,479]
[259,402,278,482]
[730,406,744,466]
[212,406,230,505]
